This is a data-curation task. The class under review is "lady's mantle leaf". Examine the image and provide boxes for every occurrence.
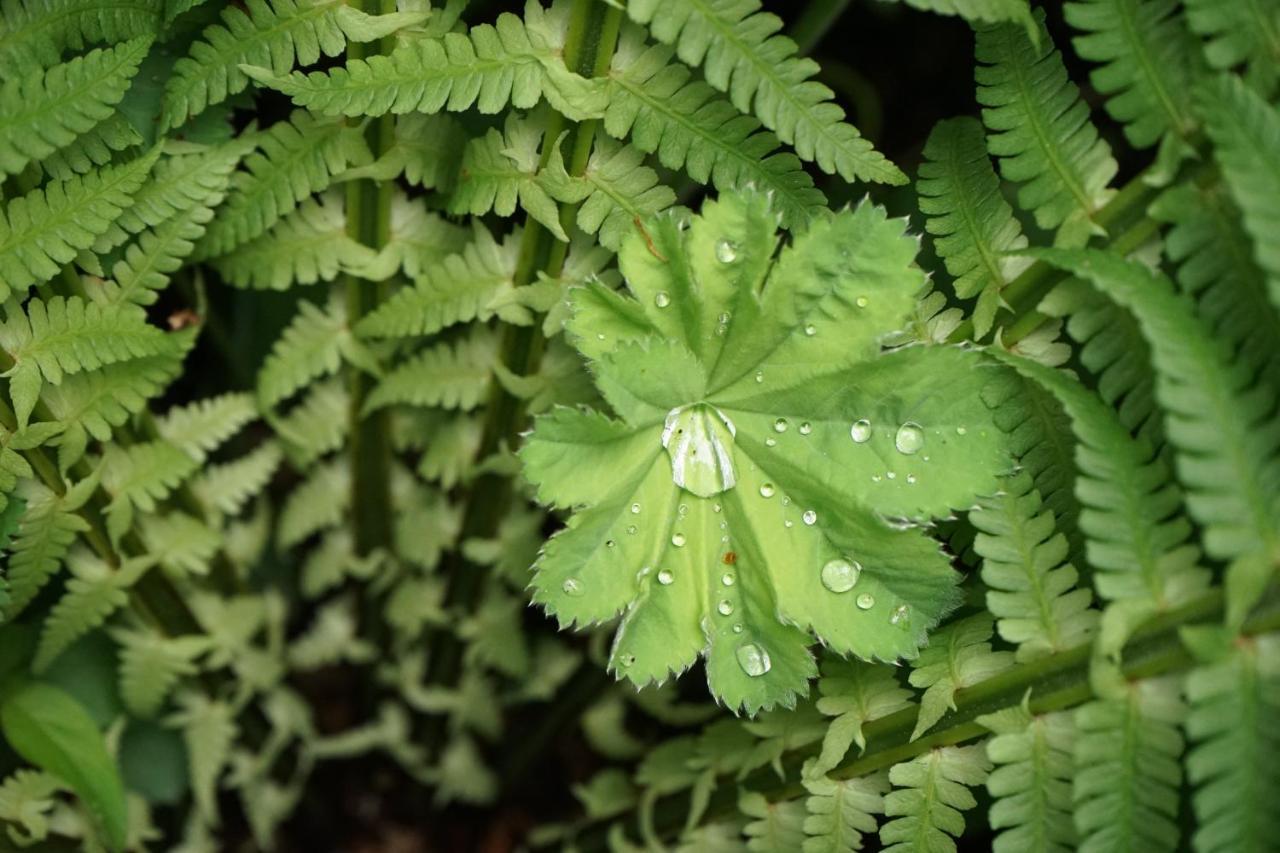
[521,190,1009,714]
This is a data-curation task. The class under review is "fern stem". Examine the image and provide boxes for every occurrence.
[343,0,397,557]
[569,586,1280,850]
[422,0,623,750]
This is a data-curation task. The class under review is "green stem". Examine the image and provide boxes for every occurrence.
[569,587,1280,851]
[422,0,623,749]
[343,0,397,556]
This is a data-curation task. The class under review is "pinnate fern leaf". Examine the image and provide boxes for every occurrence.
[0,0,161,76]
[34,550,148,671]
[907,613,1014,739]
[1182,0,1280,93]
[113,628,209,717]
[801,770,888,853]
[1,477,92,621]
[156,392,256,461]
[884,0,1034,29]
[363,327,497,414]
[811,658,914,777]
[879,744,991,853]
[978,700,1076,853]
[521,190,1009,712]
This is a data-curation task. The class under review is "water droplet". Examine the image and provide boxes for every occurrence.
[886,471,896,480]
[798,422,812,435]
[804,324,817,336]
[715,239,738,263]
[781,496,791,507]
[655,291,671,308]
[773,418,788,433]
[677,503,689,517]
[657,569,674,585]
[563,578,584,597]
[596,333,606,341]
[759,482,776,498]
[631,503,641,514]
[856,592,875,610]
[717,599,734,616]
[821,558,862,593]
[955,426,967,436]
[736,643,771,677]
[784,520,794,528]
[754,371,764,384]
[895,422,925,455]
[662,404,739,498]
[713,503,722,514]
[605,539,616,548]
[765,438,777,447]
[890,604,910,626]
[855,296,869,308]
[850,419,872,443]
[626,524,638,535]
[906,474,917,485]
[722,573,735,586]
[718,312,731,325]
[732,623,744,634]
[802,510,817,525]
[671,533,686,548]
[871,474,882,483]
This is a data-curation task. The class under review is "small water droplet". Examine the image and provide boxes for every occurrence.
[850,419,872,443]
[605,539,616,548]
[956,426,967,436]
[821,558,862,593]
[765,438,777,447]
[798,422,812,435]
[895,422,925,455]
[886,471,896,480]
[906,474,917,484]
[784,520,794,528]
[717,599,734,616]
[759,482,776,498]
[715,239,738,263]
[722,573,736,586]
[802,510,817,526]
[804,324,817,336]
[781,496,791,507]
[718,311,731,325]
[563,578,584,597]
[773,418,788,433]
[855,296,869,308]
[732,623,743,634]
[713,503,722,513]
[890,604,910,626]
[677,503,689,517]
[754,371,764,384]
[654,291,671,308]
[671,533,686,547]
[596,333,606,341]
[657,569,674,585]
[626,524,638,535]
[736,643,771,677]
[856,592,875,610]
[631,503,641,514]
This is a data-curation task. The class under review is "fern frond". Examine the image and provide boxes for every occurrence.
[1035,248,1280,561]
[278,457,348,547]
[883,0,1034,29]
[156,392,256,461]
[1182,0,1280,93]
[0,295,172,427]
[101,438,201,541]
[908,614,1014,739]
[972,471,1097,662]
[448,116,567,241]
[256,298,348,407]
[741,791,807,852]
[363,328,497,414]
[975,11,1117,241]
[39,113,142,181]
[408,413,480,489]
[270,379,346,467]
[1073,677,1184,851]
[0,149,159,299]
[34,549,145,671]
[242,1,607,122]
[139,511,221,576]
[2,478,90,620]
[288,600,375,670]
[212,192,373,290]
[167,693,237,821]
[978,701,1076,853]
[918,116,1029,336]
[161,0,425,129]
[1182,629,1280,853]
[367,192,467,280]
[192,441,282,517]
[0,35,151,178]
[625,0,905,185]
[113,627,209,717]
[879,745,991,853]
[811,658,914,777]
[103,204,217,308]
[801,771,888,853]
[0,0,162,76]
[195,111,371,258]
[356,223,520,339]
[1063,0,1200,150]
[1195,74,1280,310]
[602,33,825,229]
[354,113,464,191]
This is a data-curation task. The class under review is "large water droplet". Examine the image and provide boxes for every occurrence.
[798,422,812,435]
[802,510,817,526]
[895,422,925,455]
[657,569,674,585]
[804,324,817,336]
[630,503,641,514]
[715,239,738,263]
[855,296,869,308]
[671,533,686,548]
[773,418,788,433]
[722,572,736,586]
[662,404,738,498]
[736,643,771,677]
[654,291,671,308]
[850,419,872,443]
[856,592,875,610]
[717,599,734,616]
[821,558,861,593]
[563,578,584,597]
[759,482,776,498]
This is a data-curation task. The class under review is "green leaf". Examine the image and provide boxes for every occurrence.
[0,0,161,77]
[522,191,1009,713]
[1183,0,1280,93]
[741,790,807,852]
[801,770,888,853]
[449,115,568,241]
[884,0,1034,30]
[978,700,1076,852]
[907,613,1014,739]
[879,744,991,853]
[810,657,914,777]
[0,680,128,850]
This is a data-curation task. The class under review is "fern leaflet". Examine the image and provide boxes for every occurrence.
[879,745,991,853]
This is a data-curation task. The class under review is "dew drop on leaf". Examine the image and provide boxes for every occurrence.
[605,539,616,548]
[906,474,917,484]
[722,572,735,586]
[773,418,788,433]
[798,422,812,435]
[654,291,671,308]
[619,654,635,667]
[754,371,764,384]
[630,503,641,514]
[626,525,638,535]
[759,482,776,498]
[856,593,875,610]
[886,471,896,480]
[890,604,910,626]
[894,422,924,454]
[717,599,734,616]
[956,426,967,436]
[735,643,771,677]
[804,324,816,336]
[765,438,777,447]
[657,569,674,585]
[662,404,738,497]
[562,578,584,597]
[715,239,738,263]
[850,419,872,443]
[802,510,817,525]
[671,533,686,547]
[821,558,861,593]
[855,296,869,308]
